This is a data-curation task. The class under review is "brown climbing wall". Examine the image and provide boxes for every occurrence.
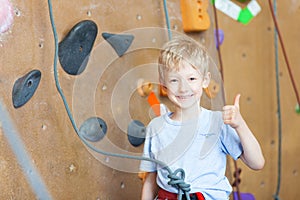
[0,0,299,200]
[218,1,300,200]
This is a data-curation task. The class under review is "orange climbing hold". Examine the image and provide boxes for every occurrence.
[137,81,153,97]
[180,0,210,32]
[204,79,220,99]
[147,92,160,116]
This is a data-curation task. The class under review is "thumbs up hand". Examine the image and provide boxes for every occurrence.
[223,94,244,128]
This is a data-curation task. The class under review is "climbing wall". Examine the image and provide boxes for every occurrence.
[217,0,300,200]
[0,0,299,200]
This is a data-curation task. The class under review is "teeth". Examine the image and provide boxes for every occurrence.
[177,94,193,99]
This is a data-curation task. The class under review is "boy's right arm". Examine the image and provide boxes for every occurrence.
[141,172,158,200]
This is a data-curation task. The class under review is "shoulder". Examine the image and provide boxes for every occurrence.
[202,108,223,123]
[146,113,169,134]
[148,114,166,127]
[146,112,179,136]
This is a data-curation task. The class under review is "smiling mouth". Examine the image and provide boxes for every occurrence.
[176,94,194,100]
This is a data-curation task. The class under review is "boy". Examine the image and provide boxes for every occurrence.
[139,36,264,200]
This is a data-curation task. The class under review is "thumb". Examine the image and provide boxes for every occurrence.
[234,94,241,108]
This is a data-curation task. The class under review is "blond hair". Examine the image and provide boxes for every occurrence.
[158,36,210,84]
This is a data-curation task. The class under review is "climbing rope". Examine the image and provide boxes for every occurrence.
[268,0,300,107]
[168,169,191,195]
[268,0,300,198]
[47,0,190,199]
[163,0,172,40]
[268,0,281,199]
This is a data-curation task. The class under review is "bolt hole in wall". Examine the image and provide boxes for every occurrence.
[39,40,44,48]
[15,8,21,17]
[120,182,125,189]
[87,10,92,17]
[41,124,47,131]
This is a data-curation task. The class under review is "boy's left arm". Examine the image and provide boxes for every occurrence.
[223,94,265,170]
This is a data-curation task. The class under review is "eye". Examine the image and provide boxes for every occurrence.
[189,77,197,81]
[170,79,178,83]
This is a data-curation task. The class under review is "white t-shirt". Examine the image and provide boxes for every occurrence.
[140,108,243,200]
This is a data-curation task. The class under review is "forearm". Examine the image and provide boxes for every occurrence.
[235,120,265,170]
[223,94,265,170]
[141,172,158,200]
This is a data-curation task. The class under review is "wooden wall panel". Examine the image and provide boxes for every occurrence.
[219,1,277,199]
[219,0,300,200]
[0,0,299,200]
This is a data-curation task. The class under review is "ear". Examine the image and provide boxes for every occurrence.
[202,72,211,88]
[159,75,167,89]
[159,84,168,97]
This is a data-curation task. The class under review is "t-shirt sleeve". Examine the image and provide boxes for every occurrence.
[220,124,243,160]
[139,126,157,172]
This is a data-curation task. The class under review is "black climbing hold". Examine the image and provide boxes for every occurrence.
[102,32,134,57]
[127,120,146,147]
[58,20,98,75]
[79,117,107,142]
[12,69,41,108]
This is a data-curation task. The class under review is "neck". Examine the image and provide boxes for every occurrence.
[171,104,202,122]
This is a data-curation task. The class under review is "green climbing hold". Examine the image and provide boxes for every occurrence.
[296,104,300,114]
[238,7,253,25]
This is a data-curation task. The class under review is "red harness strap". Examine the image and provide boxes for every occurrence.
[157,188,205,200]
[195,192,205,200]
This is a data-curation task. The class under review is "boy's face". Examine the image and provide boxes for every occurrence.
[163,61,210,110]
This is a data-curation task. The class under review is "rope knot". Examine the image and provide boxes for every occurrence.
[167,168,191,195]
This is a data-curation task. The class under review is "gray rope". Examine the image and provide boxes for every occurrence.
[47,0,190,199]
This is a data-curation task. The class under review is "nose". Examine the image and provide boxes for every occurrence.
[178,80,189,93]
